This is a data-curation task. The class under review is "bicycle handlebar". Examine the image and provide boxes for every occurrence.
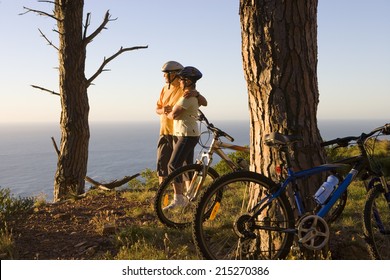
[321,123,390,147]
[196,110,235,142]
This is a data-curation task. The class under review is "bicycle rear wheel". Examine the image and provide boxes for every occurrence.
[363,184,390,259]
[192,171,295,260]
[326,189,348,223]
[154,164,219,228]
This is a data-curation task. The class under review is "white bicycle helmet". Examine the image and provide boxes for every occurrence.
[161,61,183,88]
[161,61,184,72]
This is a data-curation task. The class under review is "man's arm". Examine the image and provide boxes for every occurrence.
[183,90,208,106]
[167,104,184,120]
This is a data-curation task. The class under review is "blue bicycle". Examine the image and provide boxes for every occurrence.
[192,123,390,259]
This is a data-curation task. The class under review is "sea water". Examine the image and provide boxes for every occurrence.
[0,119,387,201]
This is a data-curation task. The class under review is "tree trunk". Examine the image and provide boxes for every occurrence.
[53,0,89,201]
[239,0,325,211]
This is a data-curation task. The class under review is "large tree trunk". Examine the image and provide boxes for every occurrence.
[53,0,89,201]
[240,0,325,211]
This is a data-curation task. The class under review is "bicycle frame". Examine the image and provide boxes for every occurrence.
[199,139,250,172]
[252,126,390,224]
[192,123,390,259]
[267,163,347,215]
[187,111,250,200]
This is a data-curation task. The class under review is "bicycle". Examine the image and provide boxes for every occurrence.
[154,110,250,228]
[192,123,390,259]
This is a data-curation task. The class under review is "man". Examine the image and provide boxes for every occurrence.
[155,61,207,184]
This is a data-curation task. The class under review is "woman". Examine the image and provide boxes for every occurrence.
[155,62,207,185]
[165,66,203,209]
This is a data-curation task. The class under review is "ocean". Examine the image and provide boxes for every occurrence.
[0,119,388,201]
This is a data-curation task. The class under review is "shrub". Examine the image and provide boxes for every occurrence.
[0,187,34,229]
[213,148,250,175]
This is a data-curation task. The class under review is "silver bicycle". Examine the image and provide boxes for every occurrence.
[154,110,250,228]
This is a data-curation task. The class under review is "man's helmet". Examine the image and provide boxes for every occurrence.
[161,61,184,72]
[177,66,202,83]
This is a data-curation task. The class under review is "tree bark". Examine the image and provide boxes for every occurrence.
[240,0,325,211]
[53,0,90,201]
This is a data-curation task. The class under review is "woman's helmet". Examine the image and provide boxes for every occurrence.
[177,66,202,83]
[161,61,184,73]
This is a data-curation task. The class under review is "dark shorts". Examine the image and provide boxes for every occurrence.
[156,135,177,177]
[168,136,199,175]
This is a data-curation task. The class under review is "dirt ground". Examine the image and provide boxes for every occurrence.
[7,190,372,260]
[9,191,154,260]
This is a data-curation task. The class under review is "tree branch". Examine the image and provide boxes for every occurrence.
[20,6,61,22]
[83,13,91,40]
[51,137,60,156]
[38,0,56,4]
[87,45,148,86]
[84,10,116,45]
[38,28,59,51]
[31,84,60,96]
[85,173,140,190]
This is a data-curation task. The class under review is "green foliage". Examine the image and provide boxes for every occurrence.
[0,224,15,259]
[325,139,390,176]
[0,187,34,259]
[213,148,250,175]
[114,225,198,260]
[127,168,159,190]
[0,187,34,229]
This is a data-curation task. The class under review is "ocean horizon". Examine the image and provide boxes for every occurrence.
[0,119,388,201]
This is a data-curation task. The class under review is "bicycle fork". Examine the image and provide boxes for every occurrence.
[186,153,212,201]
[372,175,390,235]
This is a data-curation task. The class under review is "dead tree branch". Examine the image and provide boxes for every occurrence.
[38,0,56,5]
[38,28,59,51]
[51,137,60,156]
[20,6,61,22]
[87,45,148,86]
[85,174,140,190]
[83,10,116,45]
[83,13,91,41]
[51,137,138,191]
[31,85,60,96]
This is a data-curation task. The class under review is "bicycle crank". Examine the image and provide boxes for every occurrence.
[297,214,329,250]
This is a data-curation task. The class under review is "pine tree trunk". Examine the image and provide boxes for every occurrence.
[240,0,325,211]
[53,0,89,201]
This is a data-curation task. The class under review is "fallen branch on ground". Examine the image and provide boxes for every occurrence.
[85,173,140,190]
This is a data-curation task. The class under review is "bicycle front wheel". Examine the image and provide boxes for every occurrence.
[363,184,390,259]
[192,171,295,260]
[154,164,219,228]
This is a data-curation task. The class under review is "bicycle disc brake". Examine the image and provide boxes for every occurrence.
[297,214,329,250]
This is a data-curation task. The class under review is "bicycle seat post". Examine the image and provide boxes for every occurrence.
[278,145,294,175]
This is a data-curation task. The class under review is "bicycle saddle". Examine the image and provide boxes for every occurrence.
[264,132,301,146]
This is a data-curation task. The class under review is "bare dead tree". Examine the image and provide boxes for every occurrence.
[23,1,148,201]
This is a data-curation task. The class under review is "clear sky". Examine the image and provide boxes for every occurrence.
[0,0,389,124]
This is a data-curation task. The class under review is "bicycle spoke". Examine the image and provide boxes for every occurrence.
[364,186,390,259]
[193,171,295,260]
[155,164,219,228]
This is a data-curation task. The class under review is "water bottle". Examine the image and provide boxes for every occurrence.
[314,175,339,205]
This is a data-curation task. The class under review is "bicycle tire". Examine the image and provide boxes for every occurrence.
[154,164,220,228]
[192,171,295,260]
[363,184,390,260]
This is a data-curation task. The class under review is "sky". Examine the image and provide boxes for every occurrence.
[0,0,389,124]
